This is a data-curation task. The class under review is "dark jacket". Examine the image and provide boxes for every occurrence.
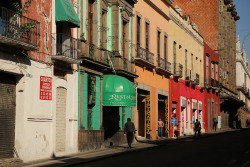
[124,121,135,134]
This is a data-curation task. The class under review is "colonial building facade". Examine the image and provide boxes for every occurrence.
[168,6,204,137]
[0,0,80,163]
[236,36,250,128]
[172,0,240,130]
[133,0,173,140]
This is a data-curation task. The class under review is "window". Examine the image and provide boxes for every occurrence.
[185,50,187,78]
[122,20,127,58]
[206,55,209,83]
[137,16,141,57]
[215,64,218,80]
[88,1,93,44]
[137,16,141,47]
[173,42,176,73]
[101,10,107,49]
[211,63,214,79]
[191,53,193,70]
[157,31,161,66]
[145,22,149,52]
[164,35,168,61]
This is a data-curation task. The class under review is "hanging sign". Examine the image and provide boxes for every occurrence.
[164,97,169,137]
[40,76,52,100]
[146,94,151,139]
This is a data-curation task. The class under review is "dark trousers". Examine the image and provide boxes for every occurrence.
[195,129,201,136]
[126,132,134,147]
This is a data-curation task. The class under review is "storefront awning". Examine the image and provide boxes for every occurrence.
[55,0,80,28]
[103,75,136,107]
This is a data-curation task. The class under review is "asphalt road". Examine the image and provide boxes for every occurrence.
[74,129,250,167]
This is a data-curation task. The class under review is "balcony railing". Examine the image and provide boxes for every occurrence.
[114,56,135,74]
[0,7,40,49]
[52,33,80,64]
[157,57,171,73]
[173,63,183,77]
[135,45,154,65]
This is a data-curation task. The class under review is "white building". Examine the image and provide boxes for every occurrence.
[236,35,250,127]
[0,0,80,164]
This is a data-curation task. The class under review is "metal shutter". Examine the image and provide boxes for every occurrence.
[0,73,16,158]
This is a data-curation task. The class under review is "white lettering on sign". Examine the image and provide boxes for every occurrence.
[109,94,136,101]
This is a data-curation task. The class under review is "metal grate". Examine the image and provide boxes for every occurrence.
[0,73,16,158]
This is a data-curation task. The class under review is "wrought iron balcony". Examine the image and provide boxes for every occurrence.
[156,57,172,75]
[52,33,80,64]
[237,83,248,95]
[0,7,40,50]
[173,63,183,78]
[114,56,137,77]
[134,45,155,69]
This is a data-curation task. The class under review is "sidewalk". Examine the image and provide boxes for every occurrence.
[17,128,239,167]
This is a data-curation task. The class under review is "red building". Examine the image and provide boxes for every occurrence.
[170,77,204,137]
[203,42,220,132]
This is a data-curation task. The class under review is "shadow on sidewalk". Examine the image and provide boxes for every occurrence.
[20,129,248,167]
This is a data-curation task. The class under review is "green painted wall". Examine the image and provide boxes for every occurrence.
[119,107,132,130]
[83,73,88,129]
[119,7,122,54]
[91,76,101,130]
[97,0,100,47]
[78,65,80,129]
[107,6,112,51]
[82,0,87,39]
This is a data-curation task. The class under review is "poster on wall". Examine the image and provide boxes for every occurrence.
[40,76,52,100]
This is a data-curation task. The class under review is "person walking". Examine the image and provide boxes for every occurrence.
[213,118,218,131]
[194,119,201,137]
[124,118,135,148]
[158,118,164,137]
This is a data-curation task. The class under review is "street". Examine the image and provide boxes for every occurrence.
[74,129,250,167]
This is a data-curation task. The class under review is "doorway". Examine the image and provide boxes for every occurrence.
[103,106,120,139]
[137,95,145,137]
[158,95,168,137]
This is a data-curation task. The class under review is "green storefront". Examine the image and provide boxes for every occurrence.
[78,74,136,149]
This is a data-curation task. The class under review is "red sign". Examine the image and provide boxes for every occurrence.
[40,76,52,100]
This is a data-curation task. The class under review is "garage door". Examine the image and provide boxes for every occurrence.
[0,73,16,158]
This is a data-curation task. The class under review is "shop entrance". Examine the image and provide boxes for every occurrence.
[158,95,168,137]
[103,106,120,140]
[137,95,145,137]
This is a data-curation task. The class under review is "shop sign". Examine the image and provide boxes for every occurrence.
[171,117,178,126]
[88,75,96,105]
[164,97,169,136]
[40,76,52,100]
[146,94,151,139]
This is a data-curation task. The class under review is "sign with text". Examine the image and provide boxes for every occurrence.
[171,117,178,126]
[146,94,151,139]
[164,97,169,137]
[40,76,52,100]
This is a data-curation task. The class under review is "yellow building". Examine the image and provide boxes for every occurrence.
[168,6,205,137]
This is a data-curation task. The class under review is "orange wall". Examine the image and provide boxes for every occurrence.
[134,0,171,140]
